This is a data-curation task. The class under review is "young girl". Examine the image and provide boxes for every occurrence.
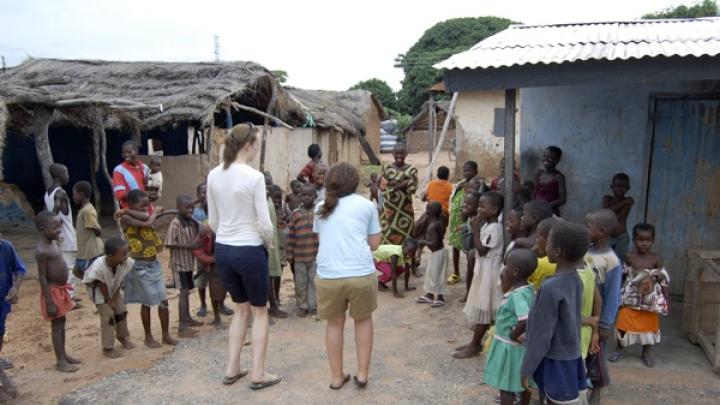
[373,239,418,298]
[459,192,480,303]
[504,207,527,254]
[609,223,669,368]
[532,146,566,216]
[483,248,537,405]
[454,191,504,359]
[447,161,478,284]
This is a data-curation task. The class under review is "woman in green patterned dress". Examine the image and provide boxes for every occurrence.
[380,143,418,245]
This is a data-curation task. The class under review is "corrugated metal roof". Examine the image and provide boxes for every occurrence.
[436,18,720,70]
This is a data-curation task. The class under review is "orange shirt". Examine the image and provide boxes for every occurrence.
[427,180,453,214]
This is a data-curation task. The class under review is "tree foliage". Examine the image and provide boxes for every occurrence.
[395,17,515,115]
[349,78,397,111]
[271,70,288,84]
[643,0,717,19]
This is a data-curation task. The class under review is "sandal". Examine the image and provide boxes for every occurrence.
[447,274,461,284]
[329,374,351,390]
[222,370,249,385]
[416,296,433,304]
[641,355,656,368]
[249,373,282,390]
[431,300,446,308]
[353,375,368,389]
[607,351,624,363]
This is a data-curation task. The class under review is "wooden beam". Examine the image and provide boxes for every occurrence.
[32,107,54,189]
[229,101,293,130]
[503,89,517,248]
[259,86,279,172]
[427,95,433,164]
[93,111,122,233]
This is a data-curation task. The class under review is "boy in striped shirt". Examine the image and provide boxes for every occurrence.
[287,184,320,318]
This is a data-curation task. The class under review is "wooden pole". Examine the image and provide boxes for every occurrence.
[427,95,434,164]
[259,86,278,172]
[417,92,458,194]
[503,89,517,248]
[230,102,292,130]
[32,107,54,189]
[90,123,101,209]
[93,111,123,233]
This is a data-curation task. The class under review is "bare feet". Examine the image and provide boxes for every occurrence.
[452,346,480,359]
[65,355,82,365]
[145,337,162,349]
[378,282,389,291]
[56,361,79,373]
[210,319,224,330]
[118,337,136,350]
[186,318,203,327]
[393,292,405,299]
[454,343,469,351]
[405,285,417,291]
[103,348,123,359]
[162,336,179,346]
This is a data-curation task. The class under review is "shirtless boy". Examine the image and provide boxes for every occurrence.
[35,211,81,372]
[416,202,448,307]
[602,173,634,261]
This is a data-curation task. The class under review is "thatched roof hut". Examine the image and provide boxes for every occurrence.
[286,88,386,137]
[0,58,305,133]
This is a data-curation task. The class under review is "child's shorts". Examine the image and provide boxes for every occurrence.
[174,271,195,290]
[533,357,587,404]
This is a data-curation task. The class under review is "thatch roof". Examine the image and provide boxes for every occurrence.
[0,58,305,132]
[286,88,386,137]
[402,99,454,134]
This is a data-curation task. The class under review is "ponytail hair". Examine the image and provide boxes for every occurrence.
[223,123,257,169]
[319,162,359,219]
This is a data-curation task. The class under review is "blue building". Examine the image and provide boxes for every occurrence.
[438,18,720,297]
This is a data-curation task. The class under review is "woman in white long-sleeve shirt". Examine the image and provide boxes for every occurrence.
[206,124,281,390]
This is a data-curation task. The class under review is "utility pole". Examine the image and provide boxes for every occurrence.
[213,35,221,62]
[1,55,5,70]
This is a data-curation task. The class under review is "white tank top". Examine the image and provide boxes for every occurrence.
[44,187,77,252]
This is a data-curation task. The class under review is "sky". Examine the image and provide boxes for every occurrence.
[0,0,685,91]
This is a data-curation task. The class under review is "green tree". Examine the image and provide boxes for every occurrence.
[643,0,717,18]
[395,17,515,115]
[271,70,288,84]
[349,78,397,111]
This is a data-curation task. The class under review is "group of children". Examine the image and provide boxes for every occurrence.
[371,147,670,404]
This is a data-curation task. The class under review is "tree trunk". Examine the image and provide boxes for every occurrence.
[358,135,380,165]
[32,108,54,189]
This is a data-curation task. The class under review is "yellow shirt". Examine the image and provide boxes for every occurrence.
[528,256,557,290]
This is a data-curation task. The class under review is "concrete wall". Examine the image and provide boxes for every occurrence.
[454,90,515,180]
[519,80,712,224]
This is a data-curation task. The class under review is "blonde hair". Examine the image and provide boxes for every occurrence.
[223,124,257,169]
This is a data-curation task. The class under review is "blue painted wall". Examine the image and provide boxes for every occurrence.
[519,80,720,230]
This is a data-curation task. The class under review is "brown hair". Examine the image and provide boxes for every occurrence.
[223,124,257,169]
[319,163,359,218]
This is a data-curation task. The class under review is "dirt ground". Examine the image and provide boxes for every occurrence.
[2,152,719,404]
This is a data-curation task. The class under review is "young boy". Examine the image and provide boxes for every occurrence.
[297,143,322,184]
[72,181,104,281]
[521,221,588,404]
[35,211,81,373]
[165,195,203,337]
[514,199,554,251]
[192,183,208,224]
[313,163,329,205]
[286,180,303,212]
[416,202,447,307]
[423,166,454,224]
[192,226,227,330]
[83,237,136,358]
[448,160,479,284]
[287,184,321,316]
[0,233,25,398]
[374,238,418,299]
[602,173,634,261]
[532,146,566,216]
[459,191,480,303]
[269,185,288,311]
[584,209,623,402]
[44,163,80,302]
[265,182,288,319]
[146,155,163,202]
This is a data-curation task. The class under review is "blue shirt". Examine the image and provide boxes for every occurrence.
[0,239,26,299]
[313,194,381,279]
[192,206,208,223]
[584,248,623,330]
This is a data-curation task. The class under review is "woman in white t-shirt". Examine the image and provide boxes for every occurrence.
[313,162,381,389]
[206,124,280,390]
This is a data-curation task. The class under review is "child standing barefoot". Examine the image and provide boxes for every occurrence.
[118,190,178,348]
[192,226,228,330]
[459,192,481,303]
[483,248,537,405]
[35,212,81,373]
[287,184,321,316]
[602,173,634,261]
[83,237,136,358]
[609,223,668,368]
[447,161,479,284]
[454,192,504,359]
[415,202,447,307]
[521,221,588,404]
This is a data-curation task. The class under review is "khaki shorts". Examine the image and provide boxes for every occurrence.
[315,273,378,321]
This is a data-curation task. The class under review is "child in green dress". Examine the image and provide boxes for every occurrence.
[483,248,537,405]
